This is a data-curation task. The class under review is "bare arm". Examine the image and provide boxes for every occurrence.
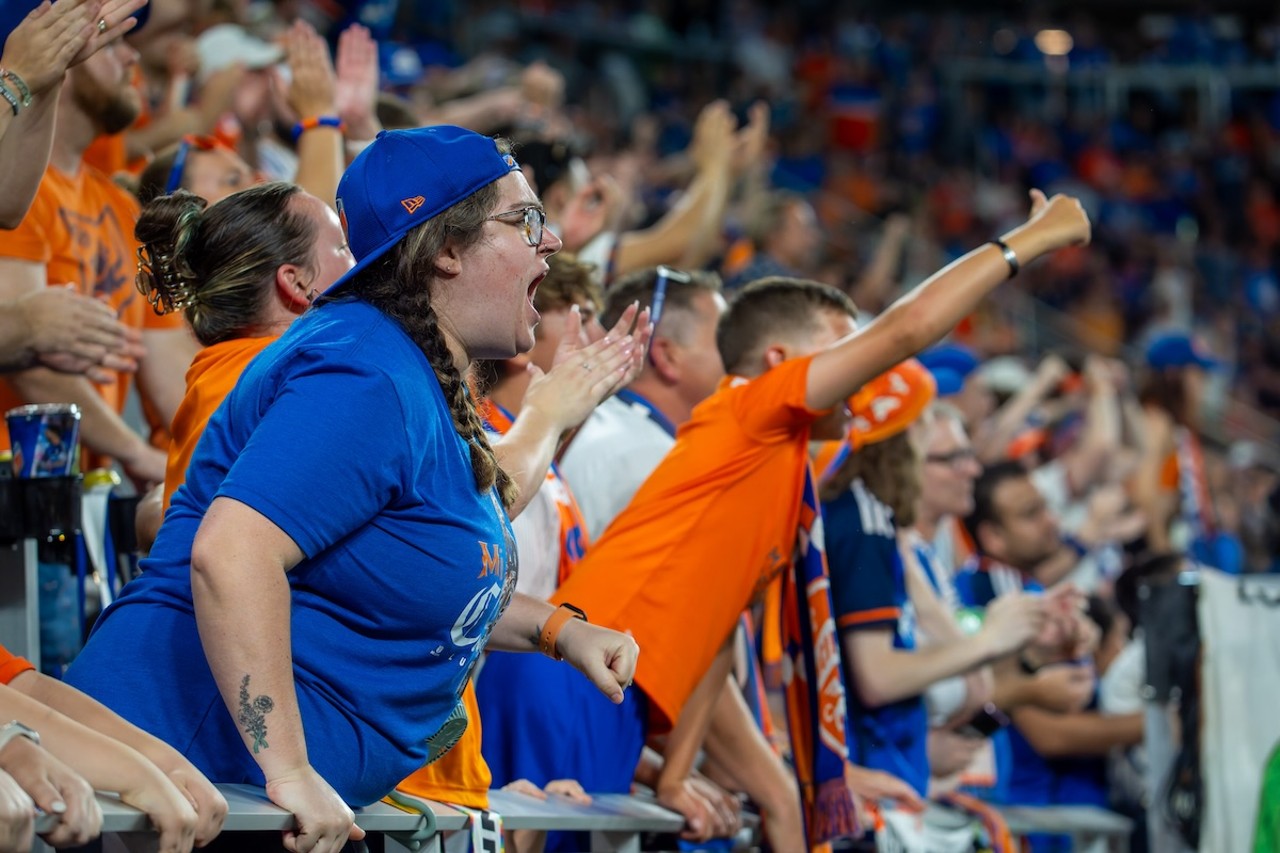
[136,327,198,428]
[0,82,60,229]
[283,20,343,210]
[10,669,227,845]
[1011,706,1143,758]
[805,192,1090,412]
[1133,407,1177,552]
[841,588,1043,710]
[0,0,146,226]
[973,355,1066,464]
[0,682,197,849]
[1060,358,1121,497]
[191,496,361,851]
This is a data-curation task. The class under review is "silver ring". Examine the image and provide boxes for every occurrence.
[97,17,108,33]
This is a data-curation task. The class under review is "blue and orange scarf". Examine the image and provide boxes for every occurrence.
[779,464,863,849]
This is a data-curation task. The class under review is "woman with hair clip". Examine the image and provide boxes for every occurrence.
[67,126,646,853]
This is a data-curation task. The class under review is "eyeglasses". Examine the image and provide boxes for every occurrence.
[925,447,979,468]
[164,135,223,195]
[487,205,546,247]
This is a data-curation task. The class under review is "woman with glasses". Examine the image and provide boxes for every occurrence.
[67,126,646,853]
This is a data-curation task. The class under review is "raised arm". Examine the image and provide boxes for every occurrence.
[805,191,1090,412]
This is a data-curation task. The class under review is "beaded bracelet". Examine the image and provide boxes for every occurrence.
[0,70,31,108]
[0,79,20,117]
[291,115,344,142]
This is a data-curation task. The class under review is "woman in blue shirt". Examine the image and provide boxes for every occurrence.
[67,126,645,853]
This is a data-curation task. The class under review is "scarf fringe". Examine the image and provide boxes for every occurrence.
[810,777,862,843]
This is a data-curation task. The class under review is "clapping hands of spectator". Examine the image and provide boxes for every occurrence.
[520,303,651,435]
[3,0,146,96]
[16,286,145,382]
[280,19,336,124]
[730,101,771,177]
[979,591,1047,657]
[688,100,736,176]
[334,24,380,141]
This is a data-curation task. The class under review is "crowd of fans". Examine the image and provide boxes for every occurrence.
[0,0,1272,851]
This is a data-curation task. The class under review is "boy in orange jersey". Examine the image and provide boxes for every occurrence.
[537,191,1090,849]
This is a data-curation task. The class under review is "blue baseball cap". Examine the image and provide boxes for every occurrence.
[1,1,149,48]
[918,343,981,397]
[1145,332,1217,371]
[327,125,521,293]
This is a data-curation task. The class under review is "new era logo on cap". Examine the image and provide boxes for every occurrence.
[401,196,425,214]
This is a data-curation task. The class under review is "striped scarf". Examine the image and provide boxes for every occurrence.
[780,463,863,849]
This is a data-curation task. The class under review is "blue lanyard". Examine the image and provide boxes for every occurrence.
[615,389,676,437]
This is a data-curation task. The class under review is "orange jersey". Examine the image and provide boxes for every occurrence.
[0,646,33,685]
[393,680,491,809]
[162,336,277,510]
[552,356,825,730]
[0,163,183,459]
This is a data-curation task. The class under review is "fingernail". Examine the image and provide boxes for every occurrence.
[50,801,66,814]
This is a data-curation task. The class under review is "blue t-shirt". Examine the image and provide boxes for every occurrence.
[67,298,516,805]
[824,479,930,796]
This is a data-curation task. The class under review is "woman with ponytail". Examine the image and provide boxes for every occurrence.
[67,127,644,853]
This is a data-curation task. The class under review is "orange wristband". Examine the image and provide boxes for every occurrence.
[539,603,587,660]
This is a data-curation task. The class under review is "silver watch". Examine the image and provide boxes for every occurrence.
[0,721,39,754]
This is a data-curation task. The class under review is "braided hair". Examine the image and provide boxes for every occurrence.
[326,180,518,507]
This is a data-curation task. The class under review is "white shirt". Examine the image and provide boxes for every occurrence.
[559,394,675,541]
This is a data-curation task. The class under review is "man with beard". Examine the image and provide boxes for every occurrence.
[0,33,193,485]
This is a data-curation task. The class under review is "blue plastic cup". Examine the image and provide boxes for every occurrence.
[5,404,80,478]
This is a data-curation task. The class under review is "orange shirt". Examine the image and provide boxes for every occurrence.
[162,336,277,509]
[552,356,824,730]
[393,681,491,809]
[0,646,34,685]
[0,162,183,460]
